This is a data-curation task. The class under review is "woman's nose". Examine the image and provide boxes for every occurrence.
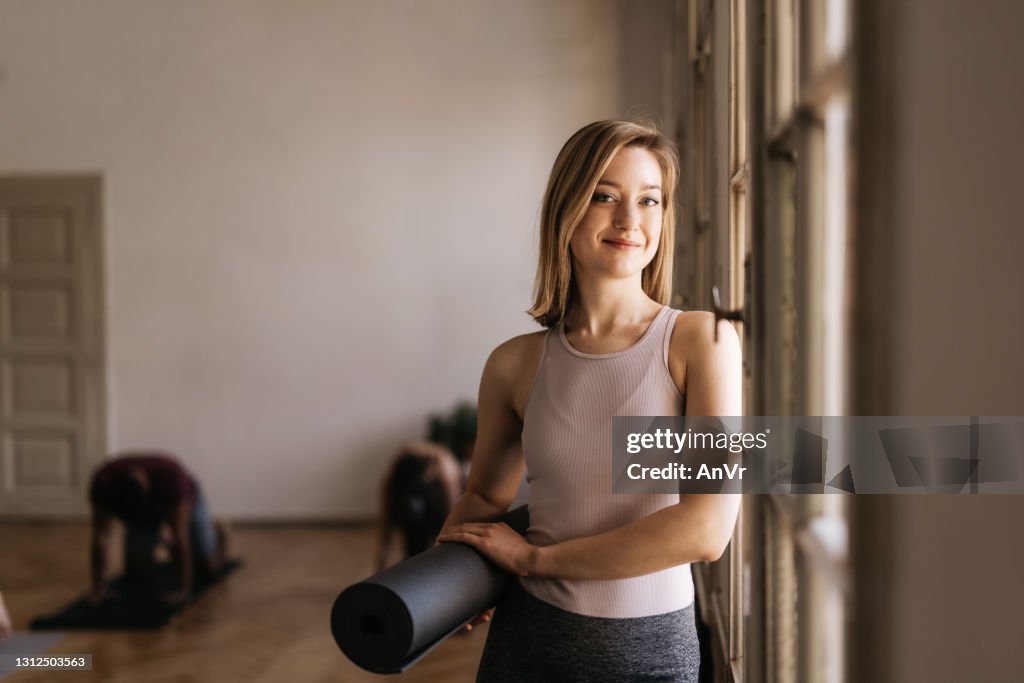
[614,203,640,230]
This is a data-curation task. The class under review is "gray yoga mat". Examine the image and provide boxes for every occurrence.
[331,506,528,674]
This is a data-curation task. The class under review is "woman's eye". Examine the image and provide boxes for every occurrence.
[592,193,616,203]
[640,197,660,207]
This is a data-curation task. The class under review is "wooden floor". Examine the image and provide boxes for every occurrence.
[1,523,488,683]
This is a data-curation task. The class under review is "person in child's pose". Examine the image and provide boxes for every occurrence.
[89,453,230,606]
[376,441,463,571]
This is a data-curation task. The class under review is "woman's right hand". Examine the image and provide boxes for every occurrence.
[464,607,494,631]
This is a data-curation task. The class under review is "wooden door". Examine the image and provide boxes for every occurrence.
[0,176,105,518]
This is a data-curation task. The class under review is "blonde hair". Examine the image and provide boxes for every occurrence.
[527,120,679,328]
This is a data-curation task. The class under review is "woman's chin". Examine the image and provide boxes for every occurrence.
[603,256,654,278]
[584,266,647,282]
[574,253,655,282]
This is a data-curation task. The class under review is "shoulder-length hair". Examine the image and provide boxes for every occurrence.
[527,120,679,329]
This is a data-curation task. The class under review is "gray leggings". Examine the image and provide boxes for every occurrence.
[477,580,701,683]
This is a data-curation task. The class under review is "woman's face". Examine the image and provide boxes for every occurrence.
[569,146,664,283]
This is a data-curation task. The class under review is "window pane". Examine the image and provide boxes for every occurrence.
[826,0,849,59]
[823,96,850,415]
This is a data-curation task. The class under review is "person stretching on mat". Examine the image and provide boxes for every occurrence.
[88,453,229,607]
[376,441,463,571]
[437,120,742,682]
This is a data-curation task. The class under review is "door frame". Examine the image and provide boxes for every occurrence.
[0,174,106,519]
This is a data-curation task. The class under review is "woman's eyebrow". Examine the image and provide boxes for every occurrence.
[596,179,662,191]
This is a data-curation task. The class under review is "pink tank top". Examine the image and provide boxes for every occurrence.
[519,306,694,618]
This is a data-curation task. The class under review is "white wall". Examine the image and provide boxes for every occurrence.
[0,0,668,518]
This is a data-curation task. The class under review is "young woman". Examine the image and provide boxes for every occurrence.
[437,120,742,682]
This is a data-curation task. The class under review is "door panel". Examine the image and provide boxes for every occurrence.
[0,176,104,517]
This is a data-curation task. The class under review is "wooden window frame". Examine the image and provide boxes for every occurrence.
[760,0,853,681]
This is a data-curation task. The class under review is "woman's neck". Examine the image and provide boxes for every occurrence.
[567,275,662,335]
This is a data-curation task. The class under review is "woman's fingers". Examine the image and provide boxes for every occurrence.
[438,522,508,540]
[436,530,483,548]
[438,522,532,576]
[437,525,488,543]
[440,528,487,536]
[464,608,495,631]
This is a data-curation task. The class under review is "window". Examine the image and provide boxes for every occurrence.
[764,0,852,680]
[678,0,749,679]
[674,1,855,681]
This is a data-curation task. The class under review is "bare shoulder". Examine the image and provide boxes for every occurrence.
[486,330,547,376]
[667,311,741,393]
[668,310,742,414]
[484,330,548,419]
[670,309,739,354]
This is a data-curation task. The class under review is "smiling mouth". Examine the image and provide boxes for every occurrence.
[602,239,642,249]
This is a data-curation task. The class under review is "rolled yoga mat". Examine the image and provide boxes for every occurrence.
[331,506,528,674]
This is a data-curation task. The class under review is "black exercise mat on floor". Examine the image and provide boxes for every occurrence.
[30,559,242,630]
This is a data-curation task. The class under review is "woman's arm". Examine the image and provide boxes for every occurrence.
[439,313,743,579]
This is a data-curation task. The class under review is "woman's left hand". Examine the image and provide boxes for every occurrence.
[436,522,537,577]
